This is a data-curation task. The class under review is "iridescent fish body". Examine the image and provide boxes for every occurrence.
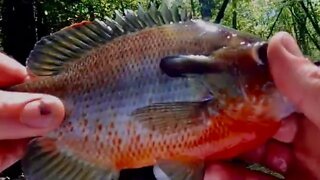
[10,3,294,180]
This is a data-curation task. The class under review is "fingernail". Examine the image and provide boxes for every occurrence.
[20,96,59,128]
[280,32,303,57]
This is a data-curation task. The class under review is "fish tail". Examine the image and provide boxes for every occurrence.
[22,137,119,180]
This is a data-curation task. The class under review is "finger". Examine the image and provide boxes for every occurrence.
[0,90,65,139]
[0,53,27,87]
[0,139,28,172]
[240,140,293,173]
[286,155,319,180]
[268,32,320,128]
[292,117,320,179]
[273,114,299,143]
[205,162,276,180]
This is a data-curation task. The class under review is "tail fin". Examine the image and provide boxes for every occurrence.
[22,137,119,180]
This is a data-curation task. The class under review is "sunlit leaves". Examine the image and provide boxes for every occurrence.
[40,0,319,59]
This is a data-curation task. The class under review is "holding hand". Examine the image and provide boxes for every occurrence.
[205,32,320,179]
[0,54,64,171]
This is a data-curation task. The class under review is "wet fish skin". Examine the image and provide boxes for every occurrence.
[8,4,294,180]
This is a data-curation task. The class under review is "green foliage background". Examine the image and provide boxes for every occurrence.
[38,0,319,60]
[2,0,320,60]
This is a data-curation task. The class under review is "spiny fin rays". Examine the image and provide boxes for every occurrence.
[26,2,192,77]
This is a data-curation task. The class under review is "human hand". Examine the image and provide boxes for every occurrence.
[204,32,320,179]
[0,54,64,172]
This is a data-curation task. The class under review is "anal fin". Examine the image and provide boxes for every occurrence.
[153,159,204,180]
[22,137,119,180]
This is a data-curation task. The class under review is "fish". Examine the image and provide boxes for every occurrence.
[7,2,295,180]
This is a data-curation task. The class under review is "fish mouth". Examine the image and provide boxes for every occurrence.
[256,42,268,65]
[256,42,320,67]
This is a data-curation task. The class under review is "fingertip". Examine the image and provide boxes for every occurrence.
[264,143,291,173]
[267,32,320,123]
[239,140,293,174]
[270,32,303,57]
[267,32,305,86]
[239,144,266,163]
[268,32,303,61]
[0,91,65,139]
[204,163,230,180]
[0,53,27,87]
[273,114,298,143]
[259,141,293,173]
[20,95,65,131]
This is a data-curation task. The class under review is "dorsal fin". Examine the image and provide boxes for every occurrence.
[26,3,192,76]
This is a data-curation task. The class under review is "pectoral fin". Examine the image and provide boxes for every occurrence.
[154,159,204,180]
[131,100,216,132]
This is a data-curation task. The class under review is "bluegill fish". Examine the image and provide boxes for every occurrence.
[9,3,295,180]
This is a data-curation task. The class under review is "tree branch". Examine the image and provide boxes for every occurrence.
[267,7,283,39]
[307,0,319,25]
[306,27,320,51]
[214,0,230,23]
[300,1,320,35]
[190,0,196,17]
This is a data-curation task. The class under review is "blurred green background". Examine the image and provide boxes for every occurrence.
[0,0,319,179]
[0,0,319,66]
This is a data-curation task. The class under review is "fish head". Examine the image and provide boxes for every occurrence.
[160,37,295,121]
[203,41,295,121]
[201,41,295,157]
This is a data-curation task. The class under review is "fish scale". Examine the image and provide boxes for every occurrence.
[7,3,297,180]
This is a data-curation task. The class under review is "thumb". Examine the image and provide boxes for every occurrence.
[268,32,320,128]
[0,90,65,139]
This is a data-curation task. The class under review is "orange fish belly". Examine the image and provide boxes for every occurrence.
[101,113,280,170]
